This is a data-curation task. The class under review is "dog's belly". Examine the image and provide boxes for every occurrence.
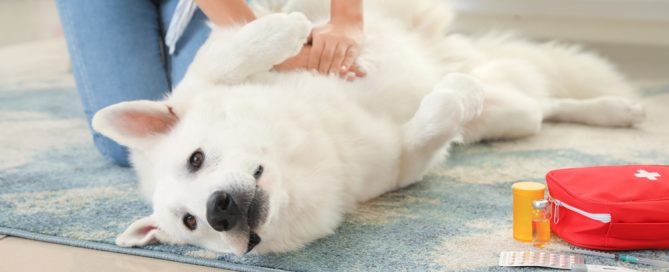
[236,13,450,203]
[212,79,405,203]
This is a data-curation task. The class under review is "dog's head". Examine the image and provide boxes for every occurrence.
[92,91,303,255]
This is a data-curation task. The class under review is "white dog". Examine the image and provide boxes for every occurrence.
[92,0,644,256]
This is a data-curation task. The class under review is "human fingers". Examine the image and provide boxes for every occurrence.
[308,37,324,71]
[339,46,359,77]
[344,71,357,81]
[318,41,337,74]
[329,44,348,76]
[348,63,367,77]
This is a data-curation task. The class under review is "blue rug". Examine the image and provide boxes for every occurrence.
[1,41,669,271]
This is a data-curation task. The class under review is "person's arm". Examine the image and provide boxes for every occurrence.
[194,0,363,79]
[195,0,311,75]
[308,0,366,78]
[194,0,256,28]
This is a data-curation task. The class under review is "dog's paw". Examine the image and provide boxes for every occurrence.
[281,12,312,54]
[247,12,311,63]
[591,96,645,127]
[434,73,486,123]
[264,12,311,43]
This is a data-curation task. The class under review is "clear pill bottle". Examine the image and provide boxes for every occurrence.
[532,200,551,248]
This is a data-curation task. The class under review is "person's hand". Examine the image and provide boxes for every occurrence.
[308,21,366,79]
[274,44,367,81]
[274,45,312,72]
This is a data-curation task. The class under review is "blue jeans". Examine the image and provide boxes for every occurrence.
[56,0,210,166]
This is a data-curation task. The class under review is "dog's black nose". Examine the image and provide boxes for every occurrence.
[206,191,241,231]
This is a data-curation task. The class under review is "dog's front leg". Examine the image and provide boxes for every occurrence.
[183,12,311,87]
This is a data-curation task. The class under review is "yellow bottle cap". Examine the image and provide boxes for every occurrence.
[511,182,546,196]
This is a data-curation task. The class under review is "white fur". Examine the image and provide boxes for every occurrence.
[92,0,644,255]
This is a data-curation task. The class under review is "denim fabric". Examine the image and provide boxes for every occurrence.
[55,0,210,166]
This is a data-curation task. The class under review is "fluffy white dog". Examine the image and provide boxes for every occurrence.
[92,0,644,256]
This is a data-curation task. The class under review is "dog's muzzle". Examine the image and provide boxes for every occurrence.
[206,188,268,254]
[206,191,241,231]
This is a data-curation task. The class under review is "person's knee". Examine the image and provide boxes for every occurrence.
[92,133,131,167]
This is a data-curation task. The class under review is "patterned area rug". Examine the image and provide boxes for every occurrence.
[1,39,668,272]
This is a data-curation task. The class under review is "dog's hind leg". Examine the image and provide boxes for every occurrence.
[459,89,645,144]
[543,96,645,127]
[460,85,544,143]
[397,73,484,188]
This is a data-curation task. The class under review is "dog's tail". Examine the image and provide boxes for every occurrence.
[535,41,636,99]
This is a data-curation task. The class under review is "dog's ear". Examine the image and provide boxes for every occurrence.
[115,215,180,247]
[92,100,178,150]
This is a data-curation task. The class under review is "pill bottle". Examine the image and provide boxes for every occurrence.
[532,200,551,248]
[512,182,546,242]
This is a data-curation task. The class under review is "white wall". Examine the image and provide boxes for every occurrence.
[450,0,669,46]
[451,0,669,22]
[0,0,62,47]
[1,0,668,47]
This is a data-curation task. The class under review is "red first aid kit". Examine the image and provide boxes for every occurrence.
[546,165,669,250]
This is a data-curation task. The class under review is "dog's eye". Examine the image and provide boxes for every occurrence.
[253,165,264,180]
[182,213,197,231]
[188,149,205,172]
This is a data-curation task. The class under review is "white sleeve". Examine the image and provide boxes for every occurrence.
[164,0,198,55]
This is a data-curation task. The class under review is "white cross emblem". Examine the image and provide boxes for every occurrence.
[634,169,661,181]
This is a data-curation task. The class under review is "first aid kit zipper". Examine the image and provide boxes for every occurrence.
[549,197,611,224]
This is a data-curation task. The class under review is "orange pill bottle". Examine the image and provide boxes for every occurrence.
[512,182,546,242]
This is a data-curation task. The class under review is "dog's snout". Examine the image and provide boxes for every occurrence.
[206,191,241,231]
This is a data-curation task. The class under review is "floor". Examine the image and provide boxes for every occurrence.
[0,235,224,272]
[1,40,667,272]
[1,1,668,272]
